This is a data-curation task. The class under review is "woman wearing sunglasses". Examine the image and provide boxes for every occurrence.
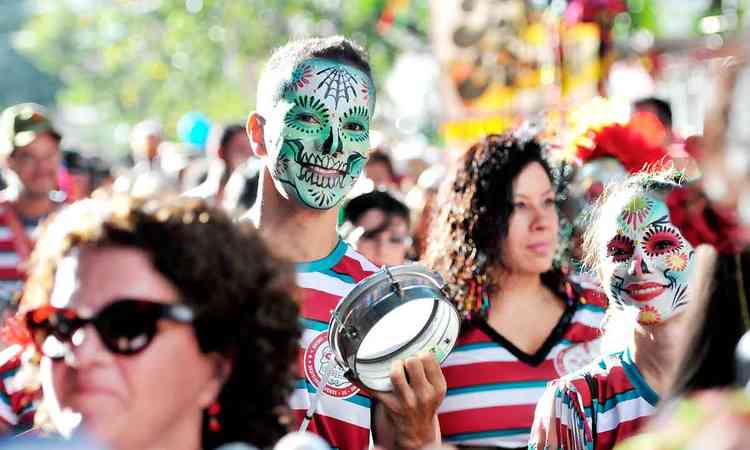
[7,193,300,450]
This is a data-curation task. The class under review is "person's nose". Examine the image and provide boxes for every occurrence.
[36,154,59,174]
[321,127,343,156]
[628,248,651,277]
[66,325,111,368]
[530,203,554,231]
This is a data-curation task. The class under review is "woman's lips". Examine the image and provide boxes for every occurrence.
[527,242,551,254]
[624,282,666,302]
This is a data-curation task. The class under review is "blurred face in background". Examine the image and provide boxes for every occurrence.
[354,208,410,267]
[501,162,559,275]
[365,159,398,191]
[221,131,253,173]
[144,134,161,161]
[8,132,61,198]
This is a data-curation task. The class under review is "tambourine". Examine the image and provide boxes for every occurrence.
[328,264,461,392]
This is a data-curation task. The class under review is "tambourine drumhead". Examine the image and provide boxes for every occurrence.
[357,298,435,360]
[329,264,461,392]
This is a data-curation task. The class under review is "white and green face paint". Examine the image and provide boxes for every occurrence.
[599,191,695,325]
[264,58,374,210]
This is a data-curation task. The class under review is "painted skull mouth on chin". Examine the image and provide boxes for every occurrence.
[297,151,349,189]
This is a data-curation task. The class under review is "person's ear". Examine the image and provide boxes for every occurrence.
[247,112,267,158]
[198,353,234,408]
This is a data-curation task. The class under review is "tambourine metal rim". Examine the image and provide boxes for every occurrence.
[328,264,459,391]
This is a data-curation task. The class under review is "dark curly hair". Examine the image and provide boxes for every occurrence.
[422,133,563,317]
[19,192,300,449]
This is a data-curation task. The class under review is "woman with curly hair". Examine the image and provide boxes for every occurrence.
[529,169,703,450]
[3,192,300,449]
[422,133,607,449]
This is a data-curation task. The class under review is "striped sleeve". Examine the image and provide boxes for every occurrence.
[0,345,39,434]
[529,352,657,450]
[529,378,593,450]
[291,241,378,450]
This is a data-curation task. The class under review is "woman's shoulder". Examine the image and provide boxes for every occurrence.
[565,274,608,310]
[556,275,608,346]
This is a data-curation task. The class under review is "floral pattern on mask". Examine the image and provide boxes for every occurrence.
[622,195,654,229]
[602,192,695,325]
[268,58,373,210]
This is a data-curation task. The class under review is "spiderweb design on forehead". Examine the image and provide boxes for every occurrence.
[315,66,359,109]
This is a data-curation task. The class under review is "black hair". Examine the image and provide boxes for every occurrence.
[219,124,246,148]
[343,190,410,226]
[366,149,397,180]
[61,150,90,174]
[670,250,750,396]
[634,97,673,129]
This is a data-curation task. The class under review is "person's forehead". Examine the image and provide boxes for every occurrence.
[513,162,552,194]
[614,191,670,235]
[296,57,371,81]
[14,132,60,155]
[284,57,374,110]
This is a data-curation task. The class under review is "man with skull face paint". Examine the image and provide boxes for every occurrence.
[529,169,700,450]
[242,37,446,450]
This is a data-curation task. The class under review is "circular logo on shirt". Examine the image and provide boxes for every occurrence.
[554,338,601,376]
[304,332,359,399]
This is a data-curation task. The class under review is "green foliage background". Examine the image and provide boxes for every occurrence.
[7,0,429,157]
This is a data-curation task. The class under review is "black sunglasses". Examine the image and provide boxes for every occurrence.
[25,298,195,360]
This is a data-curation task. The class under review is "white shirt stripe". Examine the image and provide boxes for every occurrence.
[439,385,548,413]
[445,433,529,447]
[290,386,369,428]
[570,308,606,329]
[0,252,20,267]
[595,396,656,433]
[343,247,380,272]
[442,346,517,366]
[297,272,355,298]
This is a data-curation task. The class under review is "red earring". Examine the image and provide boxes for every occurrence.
[208,401,221,432]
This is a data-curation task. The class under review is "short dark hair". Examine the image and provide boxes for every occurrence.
[366,149,397,180]
[256,36,374,114]
[219,124,246,148]
[343,190,410,226]
[634,97,673,129]
[20,193,300,449]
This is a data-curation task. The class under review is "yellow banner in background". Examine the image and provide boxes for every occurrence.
[441,116,515,145]
[561,23,601,100]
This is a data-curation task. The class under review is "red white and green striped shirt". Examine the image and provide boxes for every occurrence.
[529,348,659,450]
[438,282,607,448]
[289,240,379,450]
